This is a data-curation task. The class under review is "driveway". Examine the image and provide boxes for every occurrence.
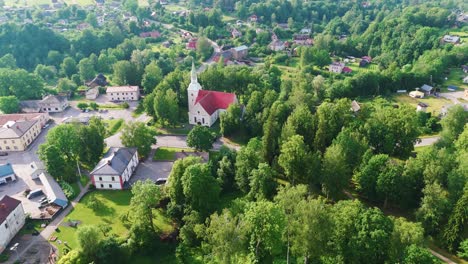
[156,135,229,150]
[129,160,173,186]
[415,136,440,147]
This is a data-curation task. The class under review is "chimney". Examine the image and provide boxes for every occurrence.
[107,160,111,165]
[0,203,6,209]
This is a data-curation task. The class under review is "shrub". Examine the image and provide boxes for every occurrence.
[86,196,104,211]
[59,182,75,199]
[121,102,129,109]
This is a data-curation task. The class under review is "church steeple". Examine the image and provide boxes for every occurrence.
[191,60,198,84]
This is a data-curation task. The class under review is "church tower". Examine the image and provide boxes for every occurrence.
[187,61,202,113]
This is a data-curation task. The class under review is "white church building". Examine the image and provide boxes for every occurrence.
[188,63,237,127]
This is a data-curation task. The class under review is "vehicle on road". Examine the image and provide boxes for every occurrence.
[155,178,167,185]
[0,152,8,156]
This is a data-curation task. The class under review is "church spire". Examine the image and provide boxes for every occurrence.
[191,60,198,84]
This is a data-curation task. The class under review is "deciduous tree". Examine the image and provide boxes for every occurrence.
[120,121,156,158]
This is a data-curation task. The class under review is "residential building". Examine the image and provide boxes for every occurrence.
[38,95,69,113]
[420,84,434,95]
[329,62,345,73]
[248,14,258,23]
[90,147,139,190]
[188,63,237,127]
[417,102,428,112]
[139,31,161,38]
[231,45,248,60]
[293,34,313,46]
[186,38,197,50]
[351,100,361,113]
[231,28,242,38]
[0,113,49,152]
[85,73,108,88]
[85,88,99,100]
[0,195,25,254]
[19,100,41,113]
[106,86,140,101]
[443,35,461,44]
[269,39,285,51]
[409,90,425,98]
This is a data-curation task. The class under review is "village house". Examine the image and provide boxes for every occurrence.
[19,100,41,113]
[231,28,242,38]
[0,163,16,184]
[139,31,161,38]
[90,147,139,190]
[0,195,25,254]
[38,95,69,113]
[443,35,461,44]
[409,90,425,99]
[85,88,99,100]
[186,38,197,50]
[38,172,68,209]
[293,34,313,46]
[85,73,108,88]
[248,14,258,23]
[416,102,428,112]
[188,63,237,127]
[0,113,49,152]
[231,45,248,60]
[107,86,140,101]
[329,62,345,73]
[420,84,434,95]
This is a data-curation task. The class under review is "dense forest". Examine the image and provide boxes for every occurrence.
[0,0,467,263]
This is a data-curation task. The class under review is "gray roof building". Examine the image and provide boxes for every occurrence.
[91,147,138,176]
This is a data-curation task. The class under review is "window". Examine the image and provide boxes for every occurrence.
[3,140,5,144]
[99,177,102,181]
[0,147,2,150]
[198,111,200,114]
[194,117,196,123]
[48,108,51,111]
[109,184,112,188]
[12,140,15,143]
[100,184,104,188]
[55,108,58,110]
[111,177,115,181]
[14,146,18,150]
[5,223,8,228]
[6,146,10,150]
[202,118,205,124]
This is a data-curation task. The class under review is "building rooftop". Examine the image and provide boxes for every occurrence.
[91,147,138,176]
[0,119,37,139]
[40,95,68,105]
[0,163,14,178]
[195,90,237,115]
[0,195,21,224]
[106,86,139,93]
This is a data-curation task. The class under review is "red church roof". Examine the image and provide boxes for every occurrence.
[195,90,236,115]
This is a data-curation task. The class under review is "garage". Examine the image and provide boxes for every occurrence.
[0,163,16,184]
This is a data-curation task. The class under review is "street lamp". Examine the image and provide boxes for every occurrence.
[10,242,19,262]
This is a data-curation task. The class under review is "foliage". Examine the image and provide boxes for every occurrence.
[76,225,102,260]
[153,89,178,126]
[220,103,242,136]
[186,125,216,151]
[0,95,19,114]
[120,121,157,158]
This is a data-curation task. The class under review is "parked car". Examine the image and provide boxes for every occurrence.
[27,189,44,199]
[0,152,7,156]
[155,178,167,185]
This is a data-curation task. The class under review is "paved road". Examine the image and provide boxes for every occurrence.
[415,136,440,147]
[156,135,238,151]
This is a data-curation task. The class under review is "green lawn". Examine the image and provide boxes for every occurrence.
[70,182,81,199]
[414,145,430,155]
[391,94,453,115]
[443,68,467,91]
[104,118,124,137]
[19,219,47,236]
[156,124,192,135]
[79,176,89,187]
[153,147,194,161]
[164,4,186,12]
[52,191,174,255]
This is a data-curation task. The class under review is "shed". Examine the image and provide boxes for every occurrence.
[417,102,428,112]
[420,84,433,94]
[0,163,16,184]
[39,173,68,209]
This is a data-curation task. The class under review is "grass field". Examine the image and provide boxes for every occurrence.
[443,68,467,91]
[153,147,193,161]
[391,94,452,115]
[52,190,174,254]
[104,118,124,137]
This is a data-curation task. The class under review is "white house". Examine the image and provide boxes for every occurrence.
[187,63,237,127]
[85,88,99,100]
[0,164,16,184]
[329,62,345,73]
[29,161,45,180]
[443,35,460,44]
[106,86,140,101]
[0,195,25,254]
[90,147,139,190]
[38,95,69,113]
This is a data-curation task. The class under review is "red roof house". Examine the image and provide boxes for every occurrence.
[194,90,236,115]
[343,67,353,73]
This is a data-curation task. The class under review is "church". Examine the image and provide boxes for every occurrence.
[188,63,237,127]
